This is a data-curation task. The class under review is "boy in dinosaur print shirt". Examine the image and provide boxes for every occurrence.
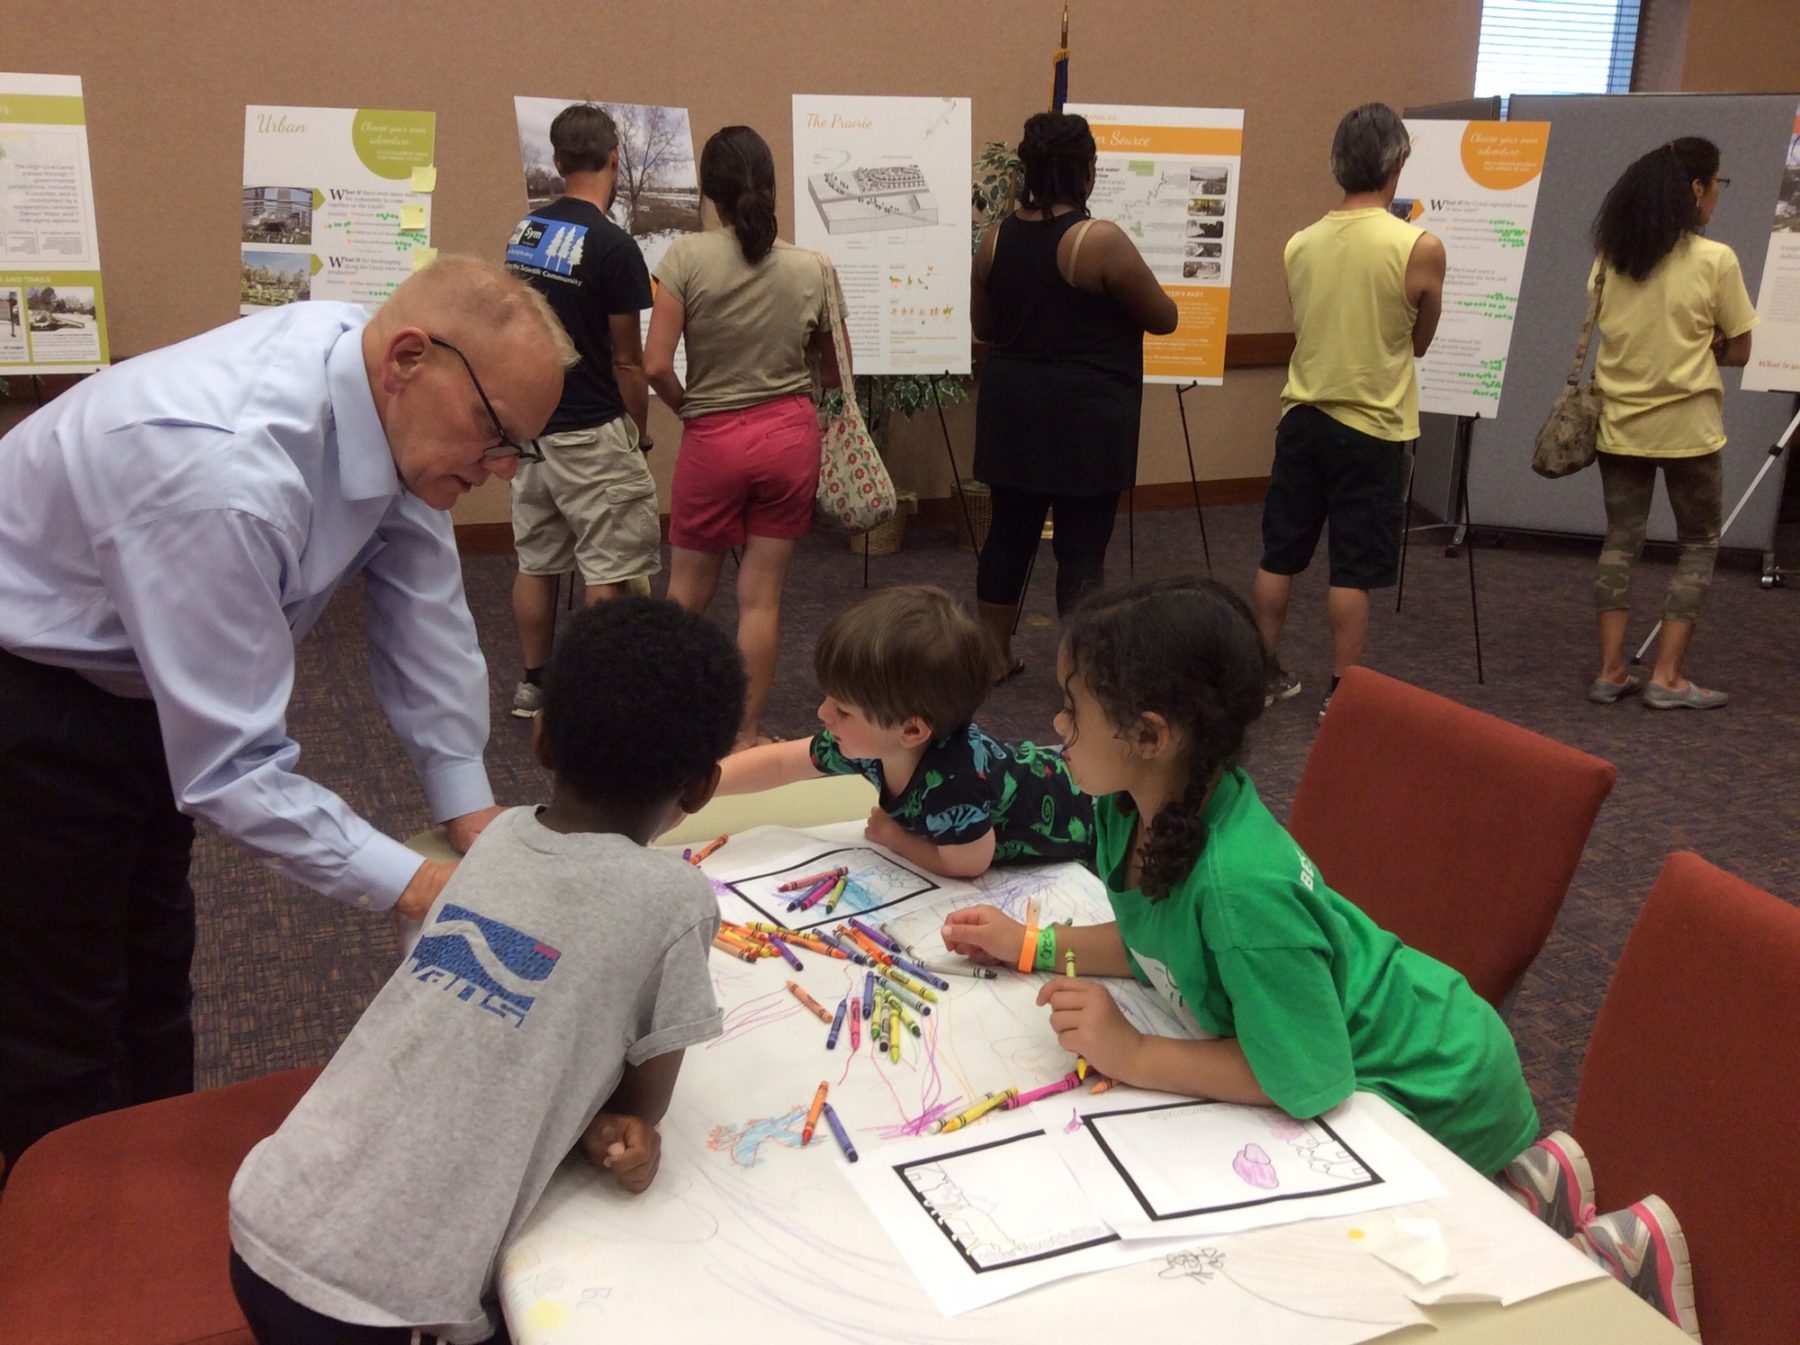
[717,586,1092,879]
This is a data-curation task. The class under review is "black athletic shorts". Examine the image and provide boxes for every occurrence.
[1259,404,1409,590]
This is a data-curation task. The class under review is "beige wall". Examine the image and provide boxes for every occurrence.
[7,0,1486,525]
[1677,0,1800,92]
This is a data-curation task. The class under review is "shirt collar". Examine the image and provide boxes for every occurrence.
[326,320,402,502]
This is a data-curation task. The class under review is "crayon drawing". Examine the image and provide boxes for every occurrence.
[724,845,939,930]
[895,1130,1116,1273]
[707,1107,807,1167]
[1083,1100,1377,1221]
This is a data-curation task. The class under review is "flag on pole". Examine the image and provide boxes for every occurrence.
[1049,2,1070,112]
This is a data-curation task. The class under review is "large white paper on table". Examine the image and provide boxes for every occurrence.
[1044,1090,1442,1241]
[839,1107,1195,1317]
[1396,119,1551,417]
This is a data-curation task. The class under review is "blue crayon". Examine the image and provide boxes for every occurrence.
[814,930,867,965]
[821,1102,858,1162]
[826,997,848,1049]
[889,955,950,992]
[765,935,804,971]
[861,971,875,1020]
[786,875,834,912]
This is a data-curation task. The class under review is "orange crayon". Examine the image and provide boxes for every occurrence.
[786,980,832,1024]
[690,834,729,865]
[802,1080,829,1144]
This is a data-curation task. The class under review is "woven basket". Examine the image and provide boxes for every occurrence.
[850,511,908,557]
[959,480,993,552]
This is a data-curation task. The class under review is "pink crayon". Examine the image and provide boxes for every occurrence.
[787,875,837,912]
[849,1003,861,1050]
[1004,1072,1082,1109]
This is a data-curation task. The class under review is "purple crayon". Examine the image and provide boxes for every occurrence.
[787,875,836,912]
[822,1102,858,1162]
[847,918,900,953]
[889,955,950,992]
[826,997,848,1049]
[861,970,876,1020]
[814,930,868,965]
[764,934,803,971]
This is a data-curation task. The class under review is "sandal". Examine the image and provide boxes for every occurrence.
[993,658,1026,687]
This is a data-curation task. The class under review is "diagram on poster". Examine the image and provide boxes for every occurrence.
[1048,1092,1443,1242]
[1396,119,1550,417]
[0,72,110,371]
[513,96,701,385]
[793,94,971,375]
[1744,105,1800,393]
[1069,104,1244,384]
[242,106,435,315]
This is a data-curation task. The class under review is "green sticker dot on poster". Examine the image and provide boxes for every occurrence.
[351,110,433,181]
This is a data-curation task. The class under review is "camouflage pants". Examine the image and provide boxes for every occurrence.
[1594,450,1723,623]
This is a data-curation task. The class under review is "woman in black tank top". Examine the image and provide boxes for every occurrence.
[971,114,1178,679]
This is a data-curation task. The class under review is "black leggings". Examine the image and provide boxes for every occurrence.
[976,488,1121,615]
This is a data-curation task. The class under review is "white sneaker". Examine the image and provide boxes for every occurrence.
[510,680,543,719]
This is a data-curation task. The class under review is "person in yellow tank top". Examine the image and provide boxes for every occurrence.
[1250,104,1446,720]
[1585,137,1756,712]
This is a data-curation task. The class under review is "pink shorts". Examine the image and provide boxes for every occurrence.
[669,395,821,551]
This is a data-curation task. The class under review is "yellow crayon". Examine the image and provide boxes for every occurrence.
[890,995,922,1037]
[886,999,900,1062]
[934,1089,1018,1134]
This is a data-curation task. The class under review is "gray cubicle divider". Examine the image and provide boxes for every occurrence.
[1470,93,1798,561]
[1402,97,1504,526]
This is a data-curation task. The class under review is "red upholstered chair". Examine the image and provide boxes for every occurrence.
[1573,853,1800,1345]
[1288,667,1616,1008]
[0,1066,321,1345]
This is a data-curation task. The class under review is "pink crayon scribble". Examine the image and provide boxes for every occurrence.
[1233,1142,1280,1189]
[1064,1108,1083,1134]
[1267,1115,1306,1141]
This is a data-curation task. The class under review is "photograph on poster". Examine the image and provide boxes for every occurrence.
[515,97,701,242]
[241,186,312,245]
[239,251,309,308]
[1774,129,1800,233]
[1188,167,1230,193]
[1186,197,1225,217]
[807,163,939,234]
[26,285,97,331]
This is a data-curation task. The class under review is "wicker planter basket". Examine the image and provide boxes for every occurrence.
[959,480,993,552]
[849,512,908,557]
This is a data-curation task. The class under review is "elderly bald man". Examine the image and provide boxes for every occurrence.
[0,256,574,1170]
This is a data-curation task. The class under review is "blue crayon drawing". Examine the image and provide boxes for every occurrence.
[408,903,562,1028]
[707,1107,809,1167]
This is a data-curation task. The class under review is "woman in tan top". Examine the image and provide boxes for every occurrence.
[647,125,844,749]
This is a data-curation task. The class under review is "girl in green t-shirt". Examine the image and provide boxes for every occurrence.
[940,575,1538,1175]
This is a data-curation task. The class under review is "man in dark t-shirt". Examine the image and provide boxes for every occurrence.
[503,103,657,718]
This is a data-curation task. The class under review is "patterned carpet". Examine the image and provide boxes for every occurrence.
[191,501,1799,1136]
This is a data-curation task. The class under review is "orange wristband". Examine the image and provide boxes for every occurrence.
[1017,920,1039,973]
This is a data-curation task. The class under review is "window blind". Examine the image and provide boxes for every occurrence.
[1474,0,1641,101]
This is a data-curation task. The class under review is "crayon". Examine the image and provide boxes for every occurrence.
[887,1000,900,1062]
[876,921,918,956]
[889,955,950,992]
[796,877,838,912]
[682,848,693,862]
[765,935,804,971]
[824,875,848,913]
[690,834,729,865]
[1089,1076,1117,1095]
[787,876,836,912]
[711,937,759,963]
[1004,1072,1081,1109]
[1066,948,1088,1081]
[778,866,848,892]
[890,995,922,1037]
[848,1002,861,1050]
[861,971,875,1020]
[786,980,832,1024]
[913,959,999,980]
[842,927,893,964]
[785,932,849,961]
[811,930,867,964]
[802,1080,828,1144]
[821,1102,858,1161]
[876,976,933,1017]
[933,1089,1017,1134]
[848,918,900,953]
[876,966,938,1003]
[827,997,847,1049]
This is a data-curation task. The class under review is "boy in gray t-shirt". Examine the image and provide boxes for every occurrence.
[228,597,747,1344]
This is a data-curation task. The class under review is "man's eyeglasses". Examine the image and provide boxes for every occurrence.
[428,335,541,463]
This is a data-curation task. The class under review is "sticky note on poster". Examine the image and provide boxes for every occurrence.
[411,246,439,272]
[400,204,427,231]
[410,164,437,193]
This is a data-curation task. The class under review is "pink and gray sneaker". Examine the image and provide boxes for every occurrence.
[1577,1194,1701,1340]
[1499,1130,1595,1239]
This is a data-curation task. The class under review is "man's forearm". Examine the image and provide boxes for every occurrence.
[615,362,650,438]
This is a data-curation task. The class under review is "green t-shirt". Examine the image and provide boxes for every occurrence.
[1095,768,1538,1175]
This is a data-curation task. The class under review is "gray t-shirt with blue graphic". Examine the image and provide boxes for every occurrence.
[229,808,721,1342]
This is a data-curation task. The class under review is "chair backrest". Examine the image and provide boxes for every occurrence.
[0,1066,320,1345]
[1574,852,1800,1345]
[1288,667,1616,1007]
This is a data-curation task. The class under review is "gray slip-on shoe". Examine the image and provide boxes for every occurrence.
[1643,681,1728,710]
[1587,673,1644,705]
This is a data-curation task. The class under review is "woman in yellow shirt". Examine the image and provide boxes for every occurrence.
[1587,137,1756,711]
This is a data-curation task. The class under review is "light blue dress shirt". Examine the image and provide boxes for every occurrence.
[0,302,493,910]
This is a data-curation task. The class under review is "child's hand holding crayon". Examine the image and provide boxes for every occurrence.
[581,1112,664,1194]
[938,904,1022,966]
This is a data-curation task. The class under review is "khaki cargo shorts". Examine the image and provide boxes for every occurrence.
[511,418,661,586]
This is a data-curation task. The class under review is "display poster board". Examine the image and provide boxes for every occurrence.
[0,73,110,372]
[1742,103,1800,393]
[792,94,972,376]
[1068,104,1244,385]
[1396,119,1550,417]
[241,105,436,316]
[512,96,701,385]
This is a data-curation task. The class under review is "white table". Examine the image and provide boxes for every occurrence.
[435,782,1688,1344]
